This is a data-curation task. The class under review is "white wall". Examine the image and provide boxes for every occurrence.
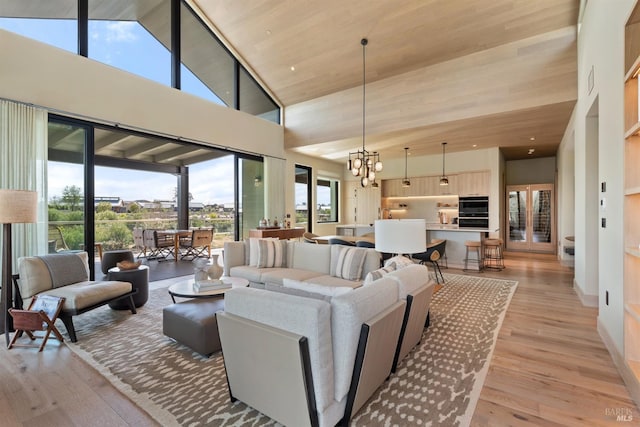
[566,0,635,357]
[0,30,284,159]
[557,107,577,262]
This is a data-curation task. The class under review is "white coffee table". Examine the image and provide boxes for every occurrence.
[168,276,249,303]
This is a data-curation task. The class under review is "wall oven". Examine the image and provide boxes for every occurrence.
[458,196,489,228]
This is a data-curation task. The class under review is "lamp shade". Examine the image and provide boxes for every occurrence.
[375,219,426,255]
[0,189,37,223]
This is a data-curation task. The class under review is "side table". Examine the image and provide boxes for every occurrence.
[107,265,149,309]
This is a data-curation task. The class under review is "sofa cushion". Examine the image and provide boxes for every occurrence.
[249,238,278,266]
[41,280,132,311]
[257,239,287,268]
[302,274,362,289]
[261,268,325,286]
[363,263,397,285]
[330,277,399,402]
[287,241,332,274]
[224,287,335,411]
[331,246,367,281]
[18,252,90,298]
[264,282,331,301]
[229,265,289,285]
[283,278,353,297]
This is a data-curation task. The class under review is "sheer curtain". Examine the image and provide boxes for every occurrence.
[0,99,48,270]
[264,156,285,223]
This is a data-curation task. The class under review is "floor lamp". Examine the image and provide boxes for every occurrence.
[0,189,37,347]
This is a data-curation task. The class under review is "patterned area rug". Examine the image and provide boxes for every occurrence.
[65,273,517,427]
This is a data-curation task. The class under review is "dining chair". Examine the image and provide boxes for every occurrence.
[328,238,356,246]
[179,229,213,260]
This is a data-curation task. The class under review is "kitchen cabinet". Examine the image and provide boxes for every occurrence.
[458,171,490,196]
[623,1,640,405]
[344,181,381,225]
[426,174,458,196]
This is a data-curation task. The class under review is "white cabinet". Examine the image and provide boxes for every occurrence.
[458,171,490,196]
[344,181,381,225]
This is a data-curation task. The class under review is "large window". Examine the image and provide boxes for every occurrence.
[0,0,77,54]
[317,178,338,223]
[0,0,279,122]
[295,165,312,230]
[88,0,171,86]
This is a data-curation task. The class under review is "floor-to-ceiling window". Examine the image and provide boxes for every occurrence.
[47,119,88,263]
[295,165,312,231]
[237,156,264,240]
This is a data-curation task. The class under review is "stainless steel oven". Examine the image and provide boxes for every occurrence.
[458,196,489,228]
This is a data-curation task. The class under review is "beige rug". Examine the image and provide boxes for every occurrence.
[65,273,517,427]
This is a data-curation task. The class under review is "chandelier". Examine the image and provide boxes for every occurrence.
[347,38,382,187]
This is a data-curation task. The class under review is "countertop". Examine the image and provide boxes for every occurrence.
[426,224,497,232]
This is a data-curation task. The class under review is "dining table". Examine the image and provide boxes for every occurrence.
[313,235,375,245]
[156,229,191,262]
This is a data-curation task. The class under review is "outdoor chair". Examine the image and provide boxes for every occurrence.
[143,229,174,261]
[133,228,146,259]
[48,225,69,253]
[179,228,213,260]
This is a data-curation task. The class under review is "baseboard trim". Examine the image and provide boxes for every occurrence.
[573,278,598,307]
[598,317,640,411]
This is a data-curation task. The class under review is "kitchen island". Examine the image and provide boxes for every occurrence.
[425,225,499,270]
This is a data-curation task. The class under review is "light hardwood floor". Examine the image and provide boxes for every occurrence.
[0,253,635,426]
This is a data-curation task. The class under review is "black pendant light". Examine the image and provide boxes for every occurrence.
[347,38,382,187]
[402,147,411,187]
[440,142,449,186]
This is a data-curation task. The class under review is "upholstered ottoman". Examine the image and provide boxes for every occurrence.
[101,250,134,275]
[162,299,224,356]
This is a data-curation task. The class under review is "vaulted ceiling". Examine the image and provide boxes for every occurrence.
[192,0,579,161]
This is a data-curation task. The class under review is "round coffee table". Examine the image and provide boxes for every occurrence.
[168,276,249,303]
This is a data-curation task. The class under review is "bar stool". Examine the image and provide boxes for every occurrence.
[483,238,505,271]
[463,240,483,272]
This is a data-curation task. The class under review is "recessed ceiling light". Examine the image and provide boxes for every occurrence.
[530,137,536,141]
[290,66,296,71]
[472,144,477,148]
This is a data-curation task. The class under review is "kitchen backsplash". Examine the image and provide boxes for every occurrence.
[383,195,459,223]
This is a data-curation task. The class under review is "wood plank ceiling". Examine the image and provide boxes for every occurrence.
[191,0,580,161]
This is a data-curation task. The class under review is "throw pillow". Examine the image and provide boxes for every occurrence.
[283,278,353,297]
[333,246,367,281]
[256,239,287,268]
[249,237,278,267]
[363,263,397,285]
[383,255,415,270]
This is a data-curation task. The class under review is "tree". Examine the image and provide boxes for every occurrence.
[96,201,112,213]
[172,187,194,202]
[62,185,82,211]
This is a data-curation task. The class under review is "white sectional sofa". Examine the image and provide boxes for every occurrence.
[219,239,436,426]
[223,240,381,288]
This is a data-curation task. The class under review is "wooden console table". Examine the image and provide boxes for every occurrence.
[249,227,305,240]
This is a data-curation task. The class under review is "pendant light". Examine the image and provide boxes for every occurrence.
[440,142,449,186]
[402,147,411,187]
[347,38,382,187]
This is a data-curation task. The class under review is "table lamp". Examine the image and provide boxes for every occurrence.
[374,219,426,257]
[0,189,37,346]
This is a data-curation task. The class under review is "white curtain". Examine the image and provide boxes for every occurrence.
[0,99,48,271]
[264,157,286,223]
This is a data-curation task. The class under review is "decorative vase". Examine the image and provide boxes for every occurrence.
[193,258,209,283]
[208,254,223,280]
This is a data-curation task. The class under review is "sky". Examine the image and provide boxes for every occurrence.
[2,14,327,207]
